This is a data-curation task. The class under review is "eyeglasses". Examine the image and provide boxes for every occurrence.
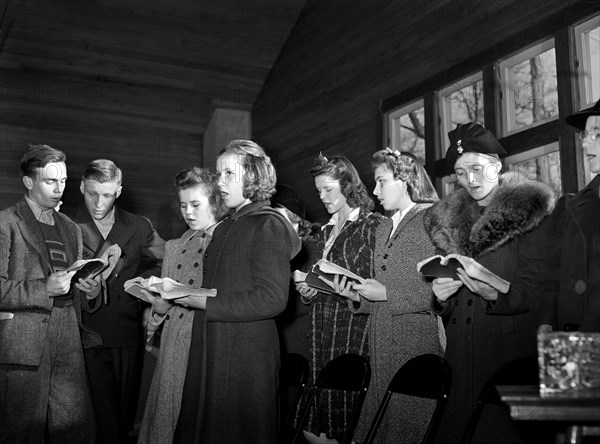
[579,129,600,141]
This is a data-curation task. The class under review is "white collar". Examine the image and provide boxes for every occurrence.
[322,207,360,231]
[389,202,416,239]
[25,195,56,224]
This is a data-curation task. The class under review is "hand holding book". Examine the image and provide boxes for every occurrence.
[124,276,217,304]
[417,253,510,294]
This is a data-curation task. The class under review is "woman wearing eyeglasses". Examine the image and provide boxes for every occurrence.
[424,123,555,443]
[534,99,600,333]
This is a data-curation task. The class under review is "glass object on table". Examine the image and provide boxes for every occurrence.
[538,332,600,396]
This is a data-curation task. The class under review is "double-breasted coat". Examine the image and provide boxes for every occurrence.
[138,227,215,444]
[424,174,554,443]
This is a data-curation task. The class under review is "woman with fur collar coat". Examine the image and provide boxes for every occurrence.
[424,123,555,444]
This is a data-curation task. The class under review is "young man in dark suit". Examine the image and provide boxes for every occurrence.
[0,144,105,442]
[68,159,165,443]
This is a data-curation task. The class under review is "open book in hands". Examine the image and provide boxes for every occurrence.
[124,276,215,304]
[417,253,511,294]
[295,259,366,295]
[67,244,122,282]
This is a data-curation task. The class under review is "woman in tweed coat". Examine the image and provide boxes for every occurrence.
[138,167,227,444]
[295,154,382,443]
[339,149,445,444]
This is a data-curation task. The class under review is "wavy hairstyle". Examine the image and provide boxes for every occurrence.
[372,149,439,203]
[20,144,66,179]
[219,139,277,202]
[174,167,229,222]
[81,159,122,184]
[310,153,374,212]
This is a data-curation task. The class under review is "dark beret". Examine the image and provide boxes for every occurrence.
[445,123,506,175]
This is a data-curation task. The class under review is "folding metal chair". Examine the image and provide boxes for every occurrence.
[363,353,452,444]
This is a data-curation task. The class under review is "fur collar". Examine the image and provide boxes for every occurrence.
[424,172,555,258]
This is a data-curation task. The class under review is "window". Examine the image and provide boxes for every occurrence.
[499,38,558,136]
[438,72,485,159]
[574,14,600,109]
[382,10,597,195]
[386,99,426,161]
[504,142,562,199]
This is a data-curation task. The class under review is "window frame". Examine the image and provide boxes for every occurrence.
[498,37,558,137]
[381,10,599,195]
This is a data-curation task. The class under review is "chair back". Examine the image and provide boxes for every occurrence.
[460,355,538,444]
[291,353,371,444]
[363,353,452,444]
[281,353,310,425]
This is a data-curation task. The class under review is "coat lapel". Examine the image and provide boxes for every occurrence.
[567,175,600,237]
[15,201,52,270]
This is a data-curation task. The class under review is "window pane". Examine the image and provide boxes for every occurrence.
[586,26,600,104]
[576,17,600,107]
[446,80,484,127]
[398,109,425,161]
[507,149,561,199]
[510,48,558,130]
[388,101,426,162]
[439,73,484,159]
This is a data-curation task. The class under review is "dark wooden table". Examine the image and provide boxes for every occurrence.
[497,385,600,444]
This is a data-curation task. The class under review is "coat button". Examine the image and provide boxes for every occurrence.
[383,254,389,259]
[177,264,182,269]
[166,315,170,320]
[194,262,199,268]
[202,233,206,238]
[203,269,207,274]
[466,318,472,324]
[467,299,473,306]
[182,249,186,254]
[198,248,203,253]
[117,295,121,300]
[189,279,194,285]
[381,265,387,271]
[452,318,457,324]
[455,298,459,305]
[574,280,586,295]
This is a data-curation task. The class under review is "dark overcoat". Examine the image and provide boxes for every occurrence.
[175,201,301,444]
[533,174,600,332]
[68,205,165,348]
[424,174,554,443]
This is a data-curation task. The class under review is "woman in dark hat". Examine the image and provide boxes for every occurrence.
[424,123,555,443]
[534,99,600,333]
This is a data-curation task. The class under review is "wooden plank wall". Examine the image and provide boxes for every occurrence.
[0,0,303,239]
[252,0,599,223]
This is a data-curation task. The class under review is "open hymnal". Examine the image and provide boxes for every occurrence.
[67,258,108,282]
[295,259,365,294]
[124,276,214,303]
[417,253,510,294]
[66,244,121,282]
